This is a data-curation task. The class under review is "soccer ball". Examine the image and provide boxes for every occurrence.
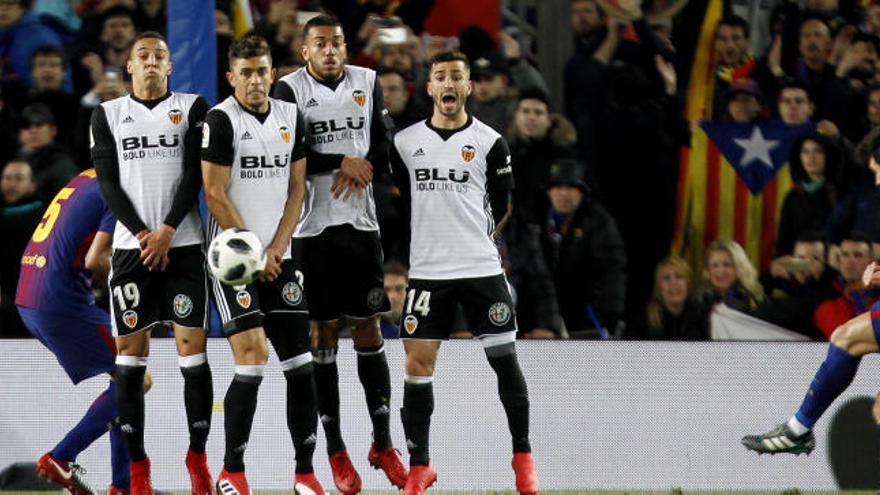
[208,228,267,286]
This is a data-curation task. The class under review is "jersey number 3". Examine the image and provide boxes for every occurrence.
[32,187,74,243]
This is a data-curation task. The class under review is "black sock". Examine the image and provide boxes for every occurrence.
[224,373,262,472]
[356,346,392,450]
[313,348,345,455]
[486,345,531,453]
[180,360,213,454]
[116,363,147,461]
[401,379,433,466]
[284,361,318,474]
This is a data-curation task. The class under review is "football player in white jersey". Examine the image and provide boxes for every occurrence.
[273,15,407,493]
[388,51,540,495]
[90,31,213,495]
[201,36,322,495]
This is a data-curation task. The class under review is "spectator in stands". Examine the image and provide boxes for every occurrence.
[16,103,77,202]
[504,214,562,339]
[777,81,815,125]
[700,239,765,312]
[74,65,128,167]
[10,45,79,150]
[826,32,880,142]
[784,16,835,120]
[73,6,136,96]
[708,15,777,120]
[467,51,517,134]
[542,159,626,338]
[253,0,301,62]
[380,260,407,339]
[725,77,766,123]
[776,132,841,256]
[0,159,42,337]
[0,157,37,206]
[507,88,578,224]
[377,67,427,128]
[644,256,709,340]
[571,0,605,55]
[753,232,836,339]
[0,0,63,89]
[814,233,878,338]
[826,144,880,245]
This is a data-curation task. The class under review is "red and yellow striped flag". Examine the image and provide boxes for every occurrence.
[671,0,808,272]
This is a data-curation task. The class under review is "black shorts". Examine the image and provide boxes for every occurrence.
[109,245,208,336]
[293,224,389,321]
[400,274,517,340]
[212,259,309,337]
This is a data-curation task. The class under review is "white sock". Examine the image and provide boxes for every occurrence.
[787,416,810,437]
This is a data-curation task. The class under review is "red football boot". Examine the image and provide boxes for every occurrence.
[512,452,540,495]
[293,472,325,495]
[129,457,154,495]
[402,464,437,495]
[186,449,215,495]
[328,450,361,494]
[367,444,408,488]
[215,468,250,495]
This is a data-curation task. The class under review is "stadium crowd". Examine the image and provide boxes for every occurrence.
[3,0,880,342]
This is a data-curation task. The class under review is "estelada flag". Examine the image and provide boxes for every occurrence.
[674,120,813,272]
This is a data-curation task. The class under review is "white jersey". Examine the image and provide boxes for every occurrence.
[391,116,513,280]
[201,96,306,260]
[93,92,204,250]
[276,65,383,237]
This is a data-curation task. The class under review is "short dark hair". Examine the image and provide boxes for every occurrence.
[796,230,826,244]
[376,66,405,79]
[779,79,811,96]
[428,51,470,70]
[843,231,874,247]
[131,30,167,46]
[717,14,749,36]
[383,260,409,279]
[228,35,271,64]
[518,86,552,110]
[102,5,135,25]
[31,44,66,69]
[303,14,342,38]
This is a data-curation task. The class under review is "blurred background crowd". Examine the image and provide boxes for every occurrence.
[3,0,880,342]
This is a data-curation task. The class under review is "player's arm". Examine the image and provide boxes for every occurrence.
[388,138,411,246]
[85,207,117,281]
[262,111,308,282]
[271,81,347,175]
[201,109,246,230]
[85,232,113,280]
[332,80,394,199]
[142,97,210,271]
[486,136,514,234]
[90,106,150,242]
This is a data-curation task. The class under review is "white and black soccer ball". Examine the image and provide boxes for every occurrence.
[208,228,267,286]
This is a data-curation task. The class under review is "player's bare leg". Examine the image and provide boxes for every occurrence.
[743,312,879,454]
[401,340,440,495]
[311,319,361,494]
[174,325,214,495]
[217,328,269,495]
[351,316,408,488]
[115,330,152,495]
